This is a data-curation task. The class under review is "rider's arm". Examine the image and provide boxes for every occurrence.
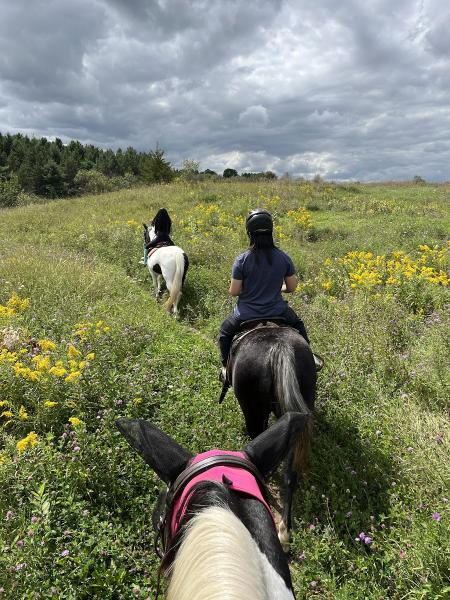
[282,274,298,293]
[229,278,242,296]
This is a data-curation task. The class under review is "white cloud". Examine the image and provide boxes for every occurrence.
[238,105,269,127]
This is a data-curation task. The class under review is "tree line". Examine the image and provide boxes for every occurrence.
[0,133,278,208]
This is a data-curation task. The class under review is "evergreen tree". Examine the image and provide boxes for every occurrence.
[141,147,174,183]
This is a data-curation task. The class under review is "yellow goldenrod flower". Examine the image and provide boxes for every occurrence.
[0,400,8,407]
[65,371,81,383]
[0,305,15,318]
[68,417,84,427]
[18,405,28,420]
[86,353,95,361]
[32,355,51,371]
[67,344,82,358]
[16,431,38,453]
[132,397,143,406]
[38,339,57,352]
[49,366,67,377]
[44,401,58,408]
[6,293,30,312]
[1,410,13,419]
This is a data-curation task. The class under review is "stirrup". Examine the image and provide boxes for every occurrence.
[313,353,324,372]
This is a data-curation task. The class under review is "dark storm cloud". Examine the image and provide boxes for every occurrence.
[0,0,449,180]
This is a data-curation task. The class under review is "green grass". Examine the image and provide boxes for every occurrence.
[0,180,449,599]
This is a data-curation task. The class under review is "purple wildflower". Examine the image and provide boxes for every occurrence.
[73,445,80,452]
[31,515,39,524]
[310,581,318,588]
[364,536,372,545]
[60,549,70,557]
[5,511,13,521]
[346,511,353,518]
[407,447,414,453]
[16,539,24,548]
[432,512,441,522]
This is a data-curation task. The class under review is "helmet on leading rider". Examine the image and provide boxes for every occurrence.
[245,209,273,235]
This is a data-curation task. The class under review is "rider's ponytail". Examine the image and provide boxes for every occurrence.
[248,231,276,265]
[152,208,172,235]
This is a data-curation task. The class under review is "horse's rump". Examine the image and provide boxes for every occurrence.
[230,327,315,413]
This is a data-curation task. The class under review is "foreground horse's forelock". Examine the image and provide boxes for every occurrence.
[116,413,307,599]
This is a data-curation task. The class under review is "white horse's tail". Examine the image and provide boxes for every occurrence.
[164,250,184,313]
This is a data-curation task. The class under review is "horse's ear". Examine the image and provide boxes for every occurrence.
[143,223,148,230]
[116,418,192,484]
[243,412,310,478]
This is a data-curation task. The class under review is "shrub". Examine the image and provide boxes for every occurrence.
[74,170,113,194]
[0,174,21,208]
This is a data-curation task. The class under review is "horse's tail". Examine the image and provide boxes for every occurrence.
[268,340,312,473]
[164,250,184,313]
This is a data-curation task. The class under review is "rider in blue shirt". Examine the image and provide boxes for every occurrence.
[219,209,316,378]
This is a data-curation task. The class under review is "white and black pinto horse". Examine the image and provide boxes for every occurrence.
[143,223,189,316]
[225,323,317,550]
[116,412,309,600]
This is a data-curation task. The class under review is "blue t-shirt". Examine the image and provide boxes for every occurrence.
[231,248,296,320]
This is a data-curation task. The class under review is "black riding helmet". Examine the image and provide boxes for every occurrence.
[246,209,273,235]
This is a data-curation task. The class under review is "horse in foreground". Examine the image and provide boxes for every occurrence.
[143,221,189,316]
[116,412,310,599]
[226,323,317,549]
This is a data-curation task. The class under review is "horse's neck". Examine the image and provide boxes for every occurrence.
[167,506,270,600]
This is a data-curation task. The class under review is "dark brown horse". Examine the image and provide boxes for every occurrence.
[228,324,316,549]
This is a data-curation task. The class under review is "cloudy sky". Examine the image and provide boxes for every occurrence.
[1,0,450,181]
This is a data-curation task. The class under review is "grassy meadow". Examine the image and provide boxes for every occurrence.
[0,180,449,599]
